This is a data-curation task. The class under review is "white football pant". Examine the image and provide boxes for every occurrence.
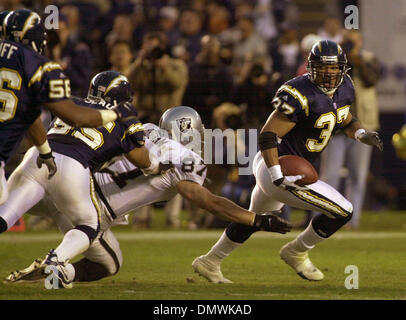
[251,153,353,218]
[0,147,100,232]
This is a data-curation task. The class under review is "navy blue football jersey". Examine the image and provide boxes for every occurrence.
[272,74,355,165]
[47,97,145,171]
[0,40,71,162]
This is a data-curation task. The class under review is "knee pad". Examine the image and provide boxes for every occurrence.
[225,222,260,244]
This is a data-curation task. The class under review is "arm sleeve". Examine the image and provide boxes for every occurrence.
[272,85,308,122]
[169,158,207,187]
[120,120,146,152]
[29,62,71,105]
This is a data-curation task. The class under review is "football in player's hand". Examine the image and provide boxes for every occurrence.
[279,155,318,186]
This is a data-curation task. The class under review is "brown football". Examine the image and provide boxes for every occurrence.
[279,155,318,186]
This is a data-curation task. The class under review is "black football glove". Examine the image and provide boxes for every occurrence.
[112,102,138,122]
[357,131,383,151]
[37,152,57,179]
[253,211,292,234]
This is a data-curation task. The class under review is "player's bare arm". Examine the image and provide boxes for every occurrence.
[26,116,48,147]
[259,110,305,190]
[44,99,136,128]
[176,180,292,234]
[26,116,57,179]
[125,146,152,170]
[260,109,296,168]
[341,111,383,151]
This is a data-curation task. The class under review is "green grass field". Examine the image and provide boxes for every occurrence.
[1,210,406,300]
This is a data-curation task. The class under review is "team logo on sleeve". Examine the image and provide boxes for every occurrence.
[176,117,192,132]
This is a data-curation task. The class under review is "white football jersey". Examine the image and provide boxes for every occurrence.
[94,123,207,223]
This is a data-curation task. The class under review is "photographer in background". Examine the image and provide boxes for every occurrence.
[234,58,280,128]
[128,31,188,124]
[183,35,234,127]
[319,30,382,230]
[128,32,187,229]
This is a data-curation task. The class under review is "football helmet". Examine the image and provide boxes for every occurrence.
[87,71,132,105]
[159,106,205,146]
[3,9,47,54]
[307,40,348,90]
[0,10,10,38]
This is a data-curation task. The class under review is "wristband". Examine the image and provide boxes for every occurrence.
[267,165,283,182]
[354,128,366,140]
[37,140,52,155]
[99,110,118,124]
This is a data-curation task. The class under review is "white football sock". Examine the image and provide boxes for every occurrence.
[295,223,325,252]
[205,231,242,264]
[54,229,90,262]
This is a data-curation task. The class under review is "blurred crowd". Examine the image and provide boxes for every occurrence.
[2,0,393,230]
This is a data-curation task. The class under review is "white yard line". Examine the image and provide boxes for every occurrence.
[0,230,405,243]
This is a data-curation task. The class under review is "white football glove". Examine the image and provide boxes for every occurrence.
[268,165,308,191]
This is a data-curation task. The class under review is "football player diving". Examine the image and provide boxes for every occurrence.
[0,9,137,207]
[192,40,384,283]
[4,104,292,288]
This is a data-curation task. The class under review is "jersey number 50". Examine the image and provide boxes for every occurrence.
[49,118,115,150]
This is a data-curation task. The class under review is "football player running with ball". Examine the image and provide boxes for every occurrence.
[192,40,383,283]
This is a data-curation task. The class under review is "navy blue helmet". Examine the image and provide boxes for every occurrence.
[0,10,10,38]
[3,9,47,54]
[307,40,348,90]
[88,71,132,105]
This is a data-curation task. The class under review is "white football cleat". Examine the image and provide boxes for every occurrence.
[41,249,73,289]
[4,258,44,284]
[5,250,73,289]
[192,255,233,284]
[280,240,324,281]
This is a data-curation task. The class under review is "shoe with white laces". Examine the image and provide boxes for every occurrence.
[192,255,233,284]
[41,249,73,289]
[279,240,324,281]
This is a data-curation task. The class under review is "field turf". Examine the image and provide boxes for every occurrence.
[0,210,405,300]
